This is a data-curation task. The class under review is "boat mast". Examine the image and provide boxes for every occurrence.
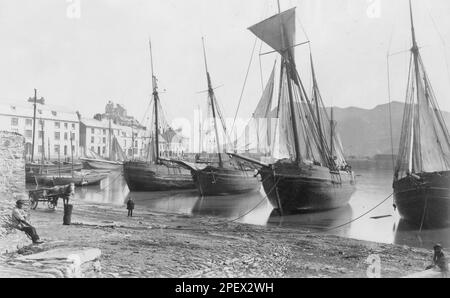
[31,89,38,163]
[108,116,112,160]
[330,107,334,162]
[202,37,223,167]
[149,39,160,164]
[277,1,302,164]
[41,119,45,163]
[310,54,327,166]
[409,0,422,173]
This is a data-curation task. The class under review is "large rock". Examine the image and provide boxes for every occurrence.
[3,248,102,278]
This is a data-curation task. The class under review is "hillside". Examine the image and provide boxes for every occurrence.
[331,102,450,158]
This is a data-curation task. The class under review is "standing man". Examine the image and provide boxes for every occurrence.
[126,197,135,217]
[11,199,43,244]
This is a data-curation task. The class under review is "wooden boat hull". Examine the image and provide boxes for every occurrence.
[259,163,356,214]
[81,158,123,171]
[123,161,195,192]
[26,163,83,184]
[35,175,105,187]
[191,166,261,196]
[393,172,450,228]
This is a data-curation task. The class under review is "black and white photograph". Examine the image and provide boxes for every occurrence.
[0,0,449,282]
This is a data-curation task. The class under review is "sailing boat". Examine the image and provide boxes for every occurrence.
[25,89,83,183]
[230,3,356,214]
[35,136,108,187]
[80,117,125,170]
[392,0,450,228]
[123,41,195,192]
[171,38,261,196]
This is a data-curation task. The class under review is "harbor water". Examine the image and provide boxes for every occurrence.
[29,165,449,250]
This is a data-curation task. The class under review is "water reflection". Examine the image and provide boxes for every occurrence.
[394,219,450,249]
[192,190,273,224]
[46,166,449,249]
[267,205,354,234]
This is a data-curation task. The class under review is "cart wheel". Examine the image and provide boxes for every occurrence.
[29,196,38,210]
[48,200,57,210]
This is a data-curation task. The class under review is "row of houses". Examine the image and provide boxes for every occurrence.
[0,101,189,161]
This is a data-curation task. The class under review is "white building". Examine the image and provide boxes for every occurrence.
[79,118,147,159]
[0,102,80,161]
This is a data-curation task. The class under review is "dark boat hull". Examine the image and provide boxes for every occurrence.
[26,163,83,184]
[191,166,261,196]
[393,172,450,228]
[259,162,356,214]
[123,161,195,192]
[35,173,106,187]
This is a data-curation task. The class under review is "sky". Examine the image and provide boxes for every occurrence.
[1,0,450,135]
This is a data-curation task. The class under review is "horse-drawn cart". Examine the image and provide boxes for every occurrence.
[28,184,75,210]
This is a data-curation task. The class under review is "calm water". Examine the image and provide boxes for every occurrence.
[29,167,450,250]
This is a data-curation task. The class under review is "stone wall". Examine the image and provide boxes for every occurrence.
[0,131,26,239]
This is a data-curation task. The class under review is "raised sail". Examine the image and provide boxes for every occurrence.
[392,0,450,228]
[248,8,296,57]
[236,62,276,154]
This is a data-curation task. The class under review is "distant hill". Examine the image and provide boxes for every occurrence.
[330,102,450,158]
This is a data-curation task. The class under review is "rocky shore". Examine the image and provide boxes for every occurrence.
[0,197,435,278]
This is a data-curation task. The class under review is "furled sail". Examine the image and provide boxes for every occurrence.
[110,136,126,162]
[395,53,450,177]
[248,8,296,58]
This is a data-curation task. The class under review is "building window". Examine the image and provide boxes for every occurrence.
[102,147,106,154]
[91,128,95,134]
[72,123,76,130]
[91,136,95,144]
[38,145,43,153]
[24,130,33,138]
[55,132,60,140]
[54,145,60,154]
[103,129,106,135]
[64,145,68,156]
[25,119,33,126]
[103,137,106,144]
[52,111,57,116]
[55,122,60,128]
[64,132,68,140]
[11,118,18,126]
[71,133,75,141]
[38,109,42,115]
[71,145,75,153]
[38,131,44,139]
[90,146,95,152]
[64,123,68,129]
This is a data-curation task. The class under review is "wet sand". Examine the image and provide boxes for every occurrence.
[0,197,435,278]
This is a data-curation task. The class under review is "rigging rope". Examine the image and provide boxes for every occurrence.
[230,37,259,135]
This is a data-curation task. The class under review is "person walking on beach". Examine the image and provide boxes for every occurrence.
[126,197,135,217]
[11,199,43,244]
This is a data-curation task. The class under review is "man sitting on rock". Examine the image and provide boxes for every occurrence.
[433,244,448,277]
[11,199,43,244]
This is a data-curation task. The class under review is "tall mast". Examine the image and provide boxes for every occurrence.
[330,107,334,163]
[108,116,112,160]
[202,37,223,167]
[149,39,160,164]
[41,119,45,163]
[409,0,422,173]
[277,1,301,163]
[31,89,37,163]
[310,54,326,165]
